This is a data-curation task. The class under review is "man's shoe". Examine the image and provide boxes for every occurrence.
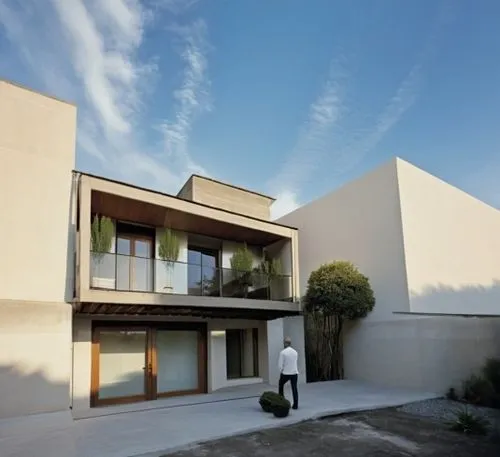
[292,405,298,410]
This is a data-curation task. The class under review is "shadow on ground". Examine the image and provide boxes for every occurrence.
[164,409,500,457]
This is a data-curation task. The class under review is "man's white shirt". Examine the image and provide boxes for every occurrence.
[278,346,299,375]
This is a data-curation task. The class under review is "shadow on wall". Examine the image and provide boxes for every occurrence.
[410,280,500,315]
[0,364,71,420]
[64,175,77,303]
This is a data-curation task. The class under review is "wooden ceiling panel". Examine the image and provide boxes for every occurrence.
[90,191,284,245]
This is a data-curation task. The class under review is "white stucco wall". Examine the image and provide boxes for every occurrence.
[397,159,500,315]
[0,301,72,419]
[0,81,76,419]
[278,157,411,322]
[279,157,500,394]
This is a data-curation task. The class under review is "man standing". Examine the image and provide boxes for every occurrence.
[278,337,299,410]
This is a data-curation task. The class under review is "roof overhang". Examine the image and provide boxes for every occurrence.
[73,302,301,320]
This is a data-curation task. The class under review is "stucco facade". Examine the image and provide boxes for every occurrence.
[0,80,304,421]
[0,80,76,419]
[279,157,500,394]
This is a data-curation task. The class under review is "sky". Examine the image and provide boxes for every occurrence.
[1,0,499,219]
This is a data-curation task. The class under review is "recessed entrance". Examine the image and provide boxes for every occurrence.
[91,322,207,407]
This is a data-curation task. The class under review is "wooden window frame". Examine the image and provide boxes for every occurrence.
[90,321,207,407]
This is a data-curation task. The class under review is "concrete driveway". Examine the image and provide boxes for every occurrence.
[0,381,438,457]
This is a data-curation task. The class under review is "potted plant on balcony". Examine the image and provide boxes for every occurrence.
[158,228,180,293]
[259,254,282,300]
[230,243,254,298]
[90,215,114,288]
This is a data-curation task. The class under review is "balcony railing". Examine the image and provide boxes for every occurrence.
[90,252,294,302]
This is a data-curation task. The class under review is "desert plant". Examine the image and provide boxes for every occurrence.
[450,408,489,435]
[304,261,375,381]
[259,391,283,413]
[230,243,254,297]
[446,387,459,401]
[158,228,180,291]
[462,374,496,407]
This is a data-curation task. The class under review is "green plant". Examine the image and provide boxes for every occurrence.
[482,358,500,394]
[158,228,180,291]
[91,215,114,255]
[462,374,496,407]
[230,243,254,297]
[304,261,375,380]
[259,391,282,413]
[259,254,282,299]
[446,387,459,401]
[269,395,291,418]
[90,215,114,272]
[450,408,489,435]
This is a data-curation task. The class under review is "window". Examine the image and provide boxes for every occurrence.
[115,222,155,292]
[226,329,259,379]
[187,246,220,296]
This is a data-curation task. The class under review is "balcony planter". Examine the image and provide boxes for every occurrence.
[158,228,180,293]
[259,256,282,300]
[90,215,114,287]
[230,243,254,298]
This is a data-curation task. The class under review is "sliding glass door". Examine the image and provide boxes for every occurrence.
[91,323,206,406]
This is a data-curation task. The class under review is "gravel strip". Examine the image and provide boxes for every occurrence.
[398,398,500,434]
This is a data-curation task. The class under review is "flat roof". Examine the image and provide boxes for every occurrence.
[0,78,76,107]
[180,174,276,202]
[73,170,297,230]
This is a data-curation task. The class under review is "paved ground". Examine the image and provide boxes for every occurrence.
[0,381,438,457]
[165,409,500,457]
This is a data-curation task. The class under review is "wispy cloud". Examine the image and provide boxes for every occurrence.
[0,0,209,193]
[160,19,211,181]
[330,2,455,175]
[270,1,455,220]
[270,62,346,219]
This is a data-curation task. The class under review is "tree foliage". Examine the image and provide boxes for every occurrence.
[304,261,375,381]
[304,261,375,318]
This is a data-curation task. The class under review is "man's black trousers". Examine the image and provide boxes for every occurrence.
[278,373,298,408]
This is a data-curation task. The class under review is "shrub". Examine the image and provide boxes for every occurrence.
[259,391,282,413]
[446,387,459,401]
[450,408,489,435]
[482,358,500,394]
[270,395,291,418]
[462,374,496,407]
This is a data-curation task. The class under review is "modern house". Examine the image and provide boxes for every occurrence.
[0,79,305,420]
[279,157,500,394]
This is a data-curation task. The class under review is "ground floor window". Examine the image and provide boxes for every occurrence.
[226,328,259,379]
[91,322,207,407]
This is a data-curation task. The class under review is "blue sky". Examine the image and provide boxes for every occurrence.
[1,0,499,218]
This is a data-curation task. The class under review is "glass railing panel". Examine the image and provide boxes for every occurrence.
[90,251,294,301]
[90,252,116,289]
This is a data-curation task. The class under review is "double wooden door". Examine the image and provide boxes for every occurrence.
[91,322,207,406]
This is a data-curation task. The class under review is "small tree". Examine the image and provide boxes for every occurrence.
[158,228,180,292]
[230,243,254,298]
[304,261,375,381]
